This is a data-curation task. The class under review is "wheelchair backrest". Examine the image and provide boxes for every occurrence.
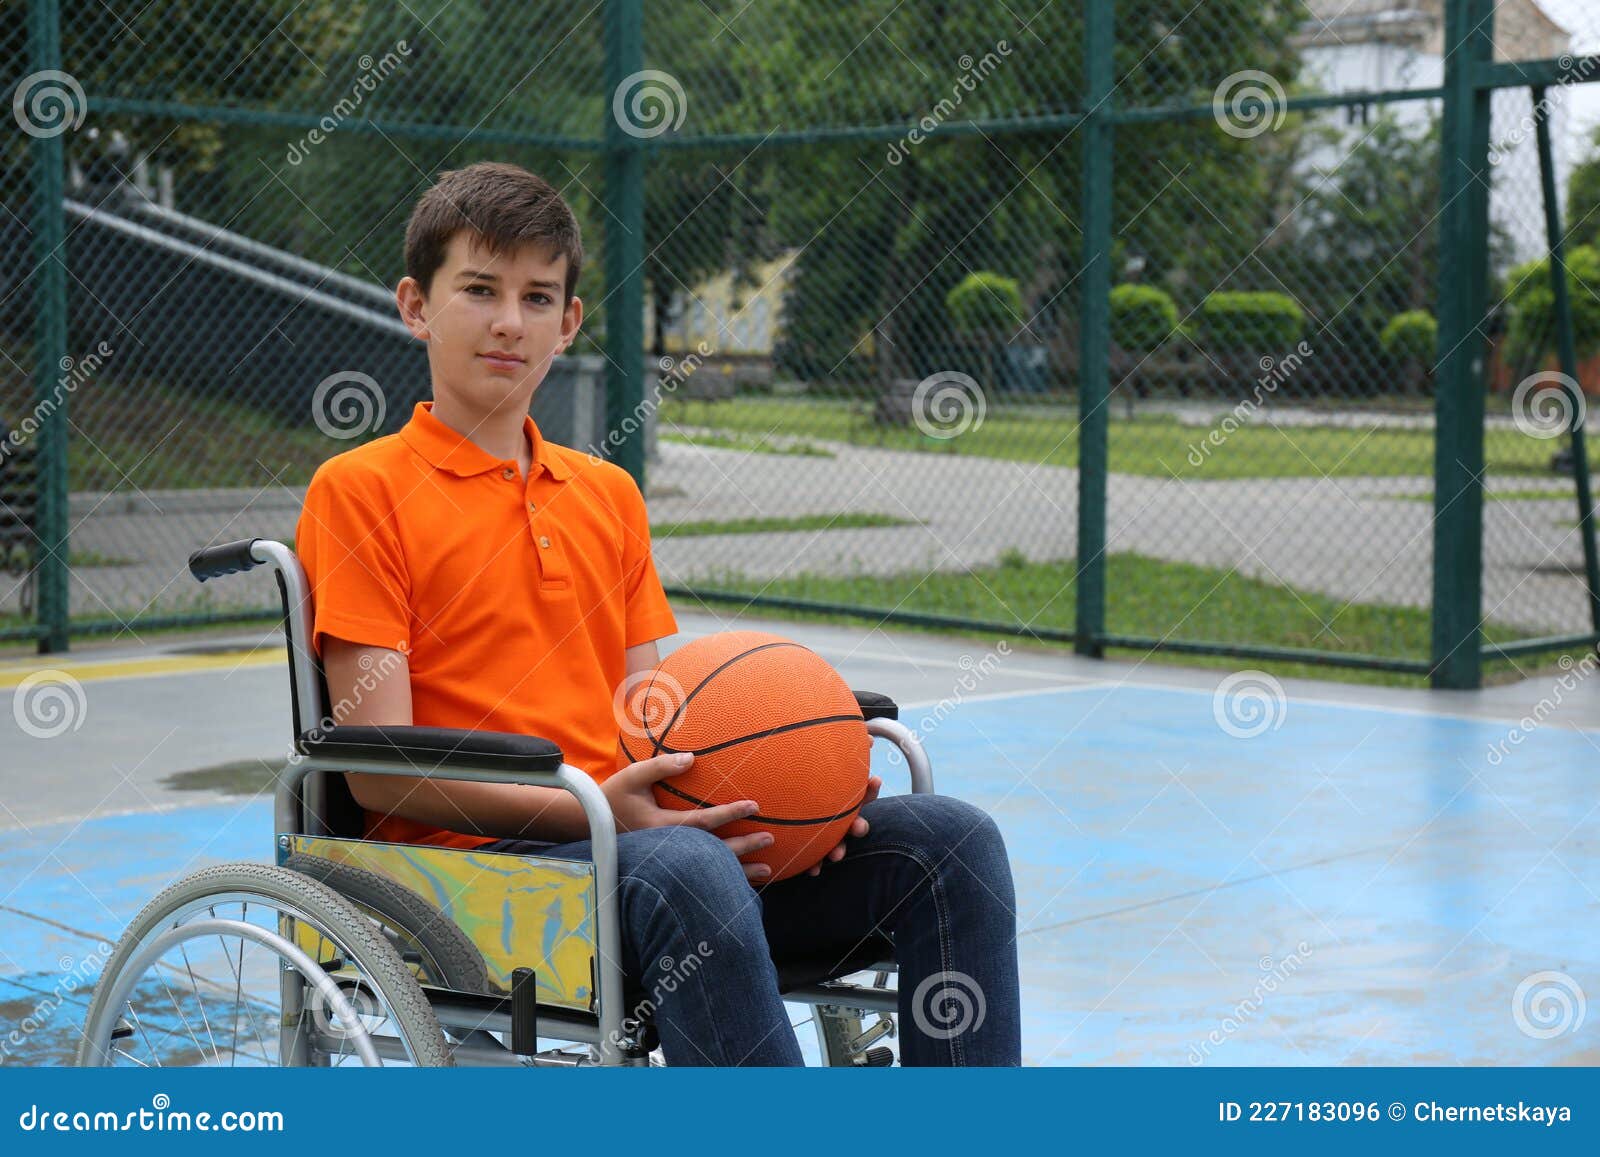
[258,542,368,839]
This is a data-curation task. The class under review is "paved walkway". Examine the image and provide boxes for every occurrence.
[4,439,1594,638]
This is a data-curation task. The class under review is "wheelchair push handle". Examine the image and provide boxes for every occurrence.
[188,537,265,583]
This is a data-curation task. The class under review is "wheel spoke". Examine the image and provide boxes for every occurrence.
[177,941,223,1064]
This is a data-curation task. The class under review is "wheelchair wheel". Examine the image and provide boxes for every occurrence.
[76,862,452,1067]
[282,853,488,993]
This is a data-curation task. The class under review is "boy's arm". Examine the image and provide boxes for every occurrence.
[324,636,594,842]
[326,634,769,876]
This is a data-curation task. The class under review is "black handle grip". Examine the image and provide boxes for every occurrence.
[510,967,538,1056]
[188,538,263,583]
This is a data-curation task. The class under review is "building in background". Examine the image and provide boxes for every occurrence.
[1296,0,1572,261]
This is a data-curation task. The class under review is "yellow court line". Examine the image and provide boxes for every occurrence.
[0,650,284,689]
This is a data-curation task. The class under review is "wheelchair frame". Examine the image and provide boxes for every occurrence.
[80,537,934,1067]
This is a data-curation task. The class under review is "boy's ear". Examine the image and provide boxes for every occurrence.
[395,277,431,341]
[557,295,583,355]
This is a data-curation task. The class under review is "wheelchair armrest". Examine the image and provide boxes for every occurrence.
[852,690,898,720]
[298,725,564,775]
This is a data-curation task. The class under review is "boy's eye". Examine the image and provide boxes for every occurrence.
[527,293,551,305]
[465,284,491,296]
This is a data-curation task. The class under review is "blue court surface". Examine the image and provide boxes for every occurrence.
[2,624,1598,1067]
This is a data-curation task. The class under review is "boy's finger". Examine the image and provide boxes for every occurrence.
[743,862,772,883]
[675,799,759,830]
[719,831,774,857]
[630,751,693,783]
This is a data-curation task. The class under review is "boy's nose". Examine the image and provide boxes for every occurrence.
[491,300,524,338]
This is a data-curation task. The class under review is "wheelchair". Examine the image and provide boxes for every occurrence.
[75,538,935,1067]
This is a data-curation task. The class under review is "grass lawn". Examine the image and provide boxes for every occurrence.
[1385,488,1580,503]
[0,376,345,491]
[661,396,1559,481]
[672,549,1536,688]
[660,431,834,458]
[651,512,912,538]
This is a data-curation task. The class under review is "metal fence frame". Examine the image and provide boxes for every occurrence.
[14,0,1600,689]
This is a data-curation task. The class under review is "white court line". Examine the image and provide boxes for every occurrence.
[906,677,1600,736]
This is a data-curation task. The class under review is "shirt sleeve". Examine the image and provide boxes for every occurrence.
[295,462,412,661]
[616,472,678,648]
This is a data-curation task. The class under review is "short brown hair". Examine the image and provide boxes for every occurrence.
[404,161,583,302]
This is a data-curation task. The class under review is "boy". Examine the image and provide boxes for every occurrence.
[296,161,1021,1065]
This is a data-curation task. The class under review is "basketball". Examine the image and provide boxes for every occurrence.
[617,630,871,881]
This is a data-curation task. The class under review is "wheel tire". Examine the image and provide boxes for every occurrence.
[77,861,452,1067]
[283,853,489,994]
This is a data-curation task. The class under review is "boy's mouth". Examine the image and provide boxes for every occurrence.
[478,351,526,372]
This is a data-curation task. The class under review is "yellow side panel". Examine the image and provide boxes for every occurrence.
[286,835,597,1010]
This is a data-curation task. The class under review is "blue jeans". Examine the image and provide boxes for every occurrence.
[481,793,1020,1066]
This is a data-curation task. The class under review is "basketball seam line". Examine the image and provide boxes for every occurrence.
[644,639,807,757]
[655,779,871,826]
[652,713,867,757]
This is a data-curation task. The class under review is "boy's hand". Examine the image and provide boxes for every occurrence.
[804,775,882,877]
[604,752,776,883]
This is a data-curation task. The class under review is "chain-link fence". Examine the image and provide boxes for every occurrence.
[3,0,1599,688]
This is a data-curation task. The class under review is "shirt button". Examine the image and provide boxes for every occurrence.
[528,502,537,512]
[539,536,551,549]
[501,467,515,480]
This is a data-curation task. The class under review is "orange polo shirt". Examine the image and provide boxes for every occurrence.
[295,400,678,848]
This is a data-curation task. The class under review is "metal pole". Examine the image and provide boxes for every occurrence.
[1075,0,1114,660]
[1430,0,1494,689]
[27,0,69,653]
[1532,86,1600,634]
[602,0,647,488]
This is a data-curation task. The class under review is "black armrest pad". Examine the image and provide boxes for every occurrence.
[299,725,564,774]
[852,690,899,721]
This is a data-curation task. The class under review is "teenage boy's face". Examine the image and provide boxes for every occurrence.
[397,231,582,416]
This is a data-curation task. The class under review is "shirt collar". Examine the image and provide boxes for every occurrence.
[400,401,572,482]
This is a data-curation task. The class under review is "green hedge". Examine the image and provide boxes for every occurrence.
[1110,284,1180,353]
[945,271,1024,335]
[1197,291,1304,352]
[1379,310,1437,363]
[1504,244,1600,364]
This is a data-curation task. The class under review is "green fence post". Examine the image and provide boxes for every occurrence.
[1533,86,1600,634]
[27,0,70,653]
[602,0,647,489]
[1430,0,1493,689]
[1075,0,1113,659]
